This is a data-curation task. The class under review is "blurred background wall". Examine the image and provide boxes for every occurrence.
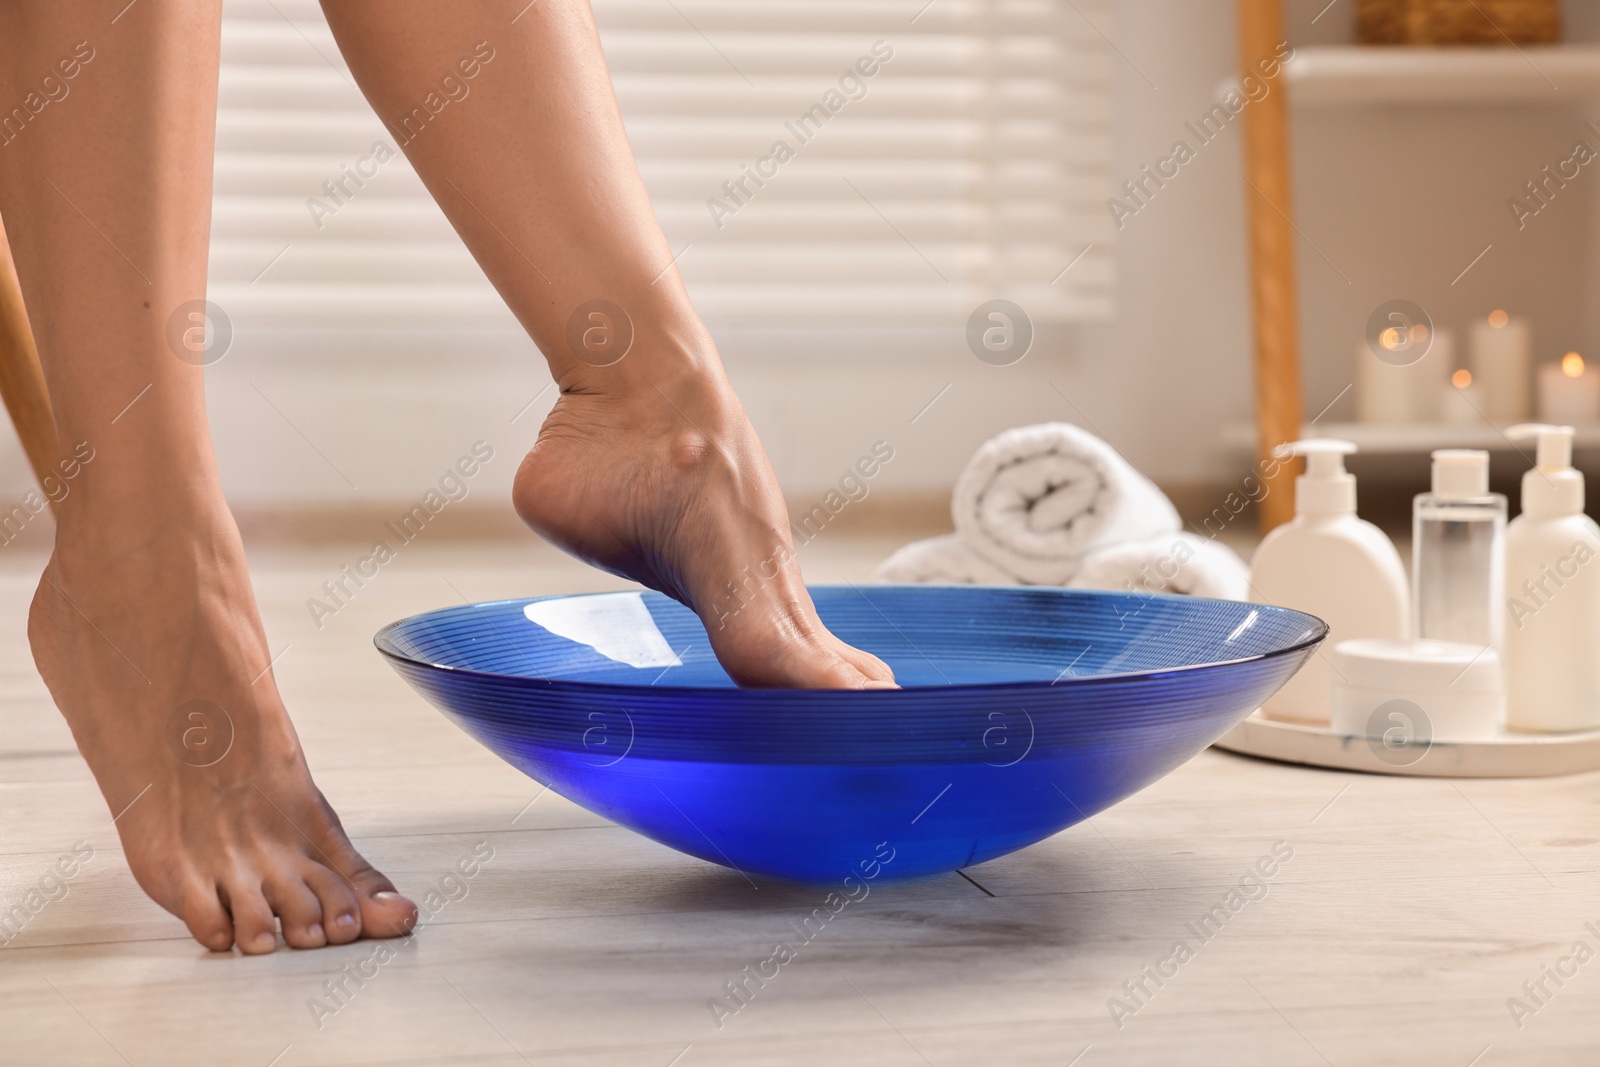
[0,0,1596,528]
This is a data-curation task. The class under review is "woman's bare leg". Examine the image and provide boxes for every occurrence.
[320,0,895,689]
[0,0,416,953]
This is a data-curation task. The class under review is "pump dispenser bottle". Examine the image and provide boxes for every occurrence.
[1413,450,1506,652]
[1250,439,1409,723]
[1503,425,1600,732]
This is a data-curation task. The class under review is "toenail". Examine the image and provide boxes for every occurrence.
[372,891,400,902]
[307,923,323,941]
[334,912,357,927]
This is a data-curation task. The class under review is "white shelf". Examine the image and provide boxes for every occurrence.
[1282,44,1600,106]
[1221,420,1600,455]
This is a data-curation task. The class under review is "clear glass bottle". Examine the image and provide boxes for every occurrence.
[1413,449,1507,650]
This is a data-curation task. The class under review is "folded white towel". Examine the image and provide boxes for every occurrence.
[951,422,1181,585]
[870,534,1015,585]
[1069,533,1251,601]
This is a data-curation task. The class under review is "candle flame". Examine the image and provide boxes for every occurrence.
[1564,352,1585,377]
[1452,369,1473,388]
[1488,309,1509,329]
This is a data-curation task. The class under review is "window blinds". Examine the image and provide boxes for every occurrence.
[212,0,1113,330]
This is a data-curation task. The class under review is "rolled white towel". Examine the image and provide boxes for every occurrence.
[871,534,1016,585]
[952,422,1181,585]
[1069,533,1250,601]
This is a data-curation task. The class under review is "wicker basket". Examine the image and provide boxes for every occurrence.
[1357,0,1560,44]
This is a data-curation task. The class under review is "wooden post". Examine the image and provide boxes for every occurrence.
[1237,0,1303,533]
[0,217,60,513]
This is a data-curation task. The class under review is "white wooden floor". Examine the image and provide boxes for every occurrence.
[1,529,1598,1066]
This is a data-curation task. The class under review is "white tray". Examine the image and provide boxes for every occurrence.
[1214,711,1600,778]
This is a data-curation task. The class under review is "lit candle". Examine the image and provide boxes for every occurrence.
[1470,309,1532,421]
[1440,368,1484,425]
[1357,326,1451,423]
[1537,352,1600,425]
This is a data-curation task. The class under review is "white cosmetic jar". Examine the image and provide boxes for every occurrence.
[1329,638,1504,744]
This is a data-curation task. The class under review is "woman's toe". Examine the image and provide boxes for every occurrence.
[798,647,883,690]
[301,861,363,945]
[830,639,896,685]
[221,878,279,955]
[339,855,417,939]
[264,874,327,950]
[361,887,419,939]
[178,879,237,953]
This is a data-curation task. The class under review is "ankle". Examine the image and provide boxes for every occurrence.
[54,486,237,563]
[552,313,728,399]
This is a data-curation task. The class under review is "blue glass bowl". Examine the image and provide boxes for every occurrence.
[376,585,1323,882]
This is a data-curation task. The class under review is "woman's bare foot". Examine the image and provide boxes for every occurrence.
[513,361,896,690]
[28,500,417,954]
[314,1,893,687]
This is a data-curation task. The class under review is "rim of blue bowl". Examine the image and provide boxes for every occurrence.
[373,585,1329,695]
